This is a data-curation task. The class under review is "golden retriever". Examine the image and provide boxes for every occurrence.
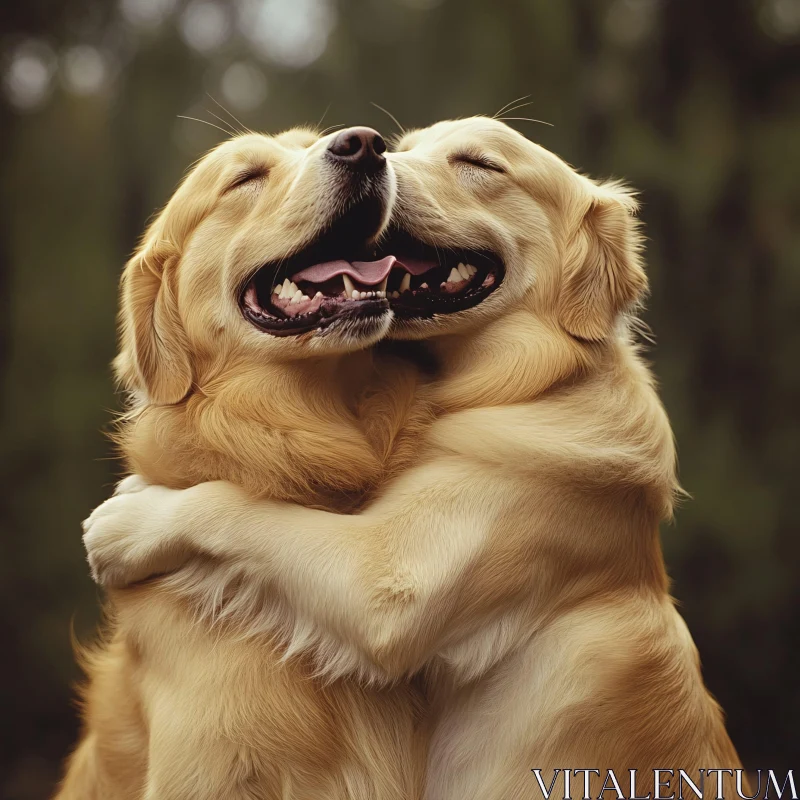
[58,126,434,800]
[82,118,747,800]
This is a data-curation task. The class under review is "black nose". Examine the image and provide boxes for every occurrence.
[327,126,386,172]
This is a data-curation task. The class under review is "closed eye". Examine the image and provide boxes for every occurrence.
[449,152,506,174]
[226,166,269,192]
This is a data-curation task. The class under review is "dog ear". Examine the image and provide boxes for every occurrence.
[559,182,647,341]
[114,227,192,405]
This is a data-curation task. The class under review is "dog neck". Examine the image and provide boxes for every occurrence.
[117,348,425,506]
[425,309,597,411]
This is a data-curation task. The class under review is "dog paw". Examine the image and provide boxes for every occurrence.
[82,485,183,588]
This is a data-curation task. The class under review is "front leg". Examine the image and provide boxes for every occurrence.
[83,479,195,588]
[85,463,537,679]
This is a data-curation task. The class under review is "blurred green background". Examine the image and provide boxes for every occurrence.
[1,0,798,797]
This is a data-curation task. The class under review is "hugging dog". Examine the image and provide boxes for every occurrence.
[85,117,747,799]
[58,126,437,800]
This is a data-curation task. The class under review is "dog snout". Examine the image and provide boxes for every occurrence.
[327,127,387,173]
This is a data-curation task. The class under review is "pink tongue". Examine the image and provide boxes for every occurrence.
[291,255,437,286]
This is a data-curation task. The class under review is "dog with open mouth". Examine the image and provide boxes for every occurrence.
[81,117,748,800]
[240,208,502,335]
[57,125,439,800]
[237,127,503,338]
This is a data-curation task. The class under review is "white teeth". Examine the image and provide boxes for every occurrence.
[391,291,400,298]
[343,275,355,295]
[399,273,411,293]
[466,263,477,276]
[273,284,281,295]
[301,294,310,301]
[291,289,303,304]
[351,290,360,299]
[457,263,471,280]
[315,291,323,298]
[360,291,369,299]
[420,282,428,289]
[282,281,299,298]
[378,276,388,293]
[376,290,385,298]
[447,267,462,284]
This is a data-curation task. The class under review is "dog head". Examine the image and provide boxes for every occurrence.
[380,116,646,343]
[360,117,648,408]
[115,126,399,405]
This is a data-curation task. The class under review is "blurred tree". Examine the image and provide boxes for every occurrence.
[1,0,798,797]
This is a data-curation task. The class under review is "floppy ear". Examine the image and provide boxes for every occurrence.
[559,182,647,341]
[114,231,192,405]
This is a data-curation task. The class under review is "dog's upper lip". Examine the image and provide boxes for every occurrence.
[291,255,438,286]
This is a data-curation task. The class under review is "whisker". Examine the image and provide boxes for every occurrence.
[205,109,240,137]
[493,94,532,118]
[205,92,253,134]
[496,117,554,127]
[319,123,345,137]
[496,100,536,117]
[431,242,445,272]
[316,102,332,131]
[177,116,234,138]
[371,102,405,134]
[269,255,293,289]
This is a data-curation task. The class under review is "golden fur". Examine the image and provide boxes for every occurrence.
[58,127,431,800]
[73,119,744,799]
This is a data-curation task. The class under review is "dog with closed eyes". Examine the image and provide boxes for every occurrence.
[57,125,435,800]
[80,117,747,800]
